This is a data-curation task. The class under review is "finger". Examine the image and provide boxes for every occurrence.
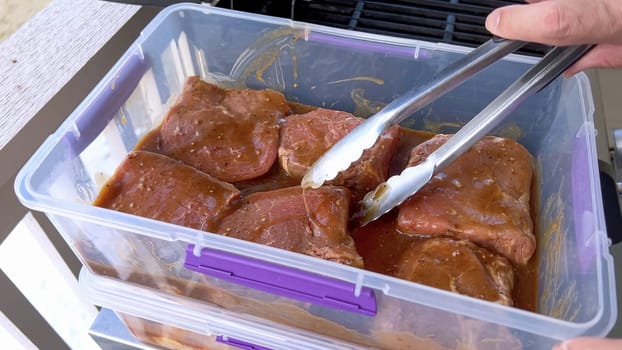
[553,337,622,350]
[564,44,622,77]
[486,0,622,46]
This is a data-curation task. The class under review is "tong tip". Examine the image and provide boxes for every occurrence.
[357,160,436,226]
[302,116,388,189]
[356,183,391,226]
[300,170,324,189]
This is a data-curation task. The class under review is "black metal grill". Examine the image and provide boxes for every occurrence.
[217,0,548,56]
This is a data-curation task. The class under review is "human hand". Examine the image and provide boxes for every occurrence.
[553,337,622,350]
[485,0,622,76]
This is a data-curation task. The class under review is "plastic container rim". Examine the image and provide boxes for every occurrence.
[13,2,615,340]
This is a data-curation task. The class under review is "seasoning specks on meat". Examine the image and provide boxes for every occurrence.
[278,108,401,200]
[160,76,290,182]
[396,237,515,306]
[217,185,364,268]
[397,134,535,266]
[93,151,240,232]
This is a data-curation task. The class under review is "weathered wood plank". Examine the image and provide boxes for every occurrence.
[0,0,139,150]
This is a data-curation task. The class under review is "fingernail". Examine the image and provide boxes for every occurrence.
[485,9,501,32]
[563,62,581,78]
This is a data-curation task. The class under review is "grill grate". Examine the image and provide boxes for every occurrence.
[217,0,549,56]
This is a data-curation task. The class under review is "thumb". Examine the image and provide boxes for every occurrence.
[485,0,622,46]
[563,44,622,77]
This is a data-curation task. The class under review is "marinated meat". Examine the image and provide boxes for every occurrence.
[372,236,520,350]
[93,151,240,232]
[396,237,514,306]
[397,134,535,265]
[160,76,290,182]
[278,108,401,199]
[217,185,364,268]
[92,76,539,335]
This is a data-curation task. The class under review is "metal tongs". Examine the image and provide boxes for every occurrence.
[301,37,593,225]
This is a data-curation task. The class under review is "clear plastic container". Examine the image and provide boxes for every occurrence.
[15,3,617,350]
[79,268,364,350]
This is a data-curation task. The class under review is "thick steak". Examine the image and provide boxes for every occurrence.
[217,185,364,268]
[396,237,514,306]
[94,151,240,232]
[160,77,290,182]
[278,108,400,200]
[397,134,535,265]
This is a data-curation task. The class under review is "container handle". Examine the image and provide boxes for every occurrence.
[61,50,147,154]
[184,245,377,316]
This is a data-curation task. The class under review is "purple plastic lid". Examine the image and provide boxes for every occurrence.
[184,245,376,316]
[216,335,272,350]
[308,32,433,60]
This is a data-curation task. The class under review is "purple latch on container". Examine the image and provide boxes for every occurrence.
[572,132,597,272]
[184,245,377,316]
[216,335,272,350]
[62,50,147,154]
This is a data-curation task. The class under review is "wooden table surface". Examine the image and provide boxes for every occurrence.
[0,0,139,151]
[0,1,144,347]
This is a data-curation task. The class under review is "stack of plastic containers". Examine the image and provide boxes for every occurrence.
[15,3,616,350]
[80,268,368,349]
